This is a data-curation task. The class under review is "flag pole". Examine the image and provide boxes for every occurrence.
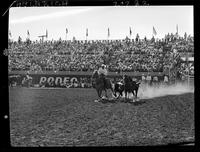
[107,28,110,41]
[86,28,88,42]
[66,28,68,41]
[46,29,48,41]
[27,30,30,40]
[107,28,108,41]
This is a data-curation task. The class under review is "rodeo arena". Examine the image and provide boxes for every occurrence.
[8,7,194,147]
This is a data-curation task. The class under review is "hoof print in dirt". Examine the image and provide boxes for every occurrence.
[123,98,134,103]
[132,100,146,106]
[122,98,145,105]
[97,98,117,103]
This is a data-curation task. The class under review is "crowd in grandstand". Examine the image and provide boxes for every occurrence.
[8,33,194,76]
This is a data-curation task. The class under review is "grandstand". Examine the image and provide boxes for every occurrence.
[8,33,194,87]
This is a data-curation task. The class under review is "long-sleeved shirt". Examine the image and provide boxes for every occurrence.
[98,67,108,76]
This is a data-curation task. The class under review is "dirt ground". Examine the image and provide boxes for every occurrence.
[9,87,194,146]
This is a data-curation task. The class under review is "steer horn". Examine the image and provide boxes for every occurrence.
[136,80,141,85]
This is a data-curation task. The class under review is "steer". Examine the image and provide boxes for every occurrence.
[113,82,124,98]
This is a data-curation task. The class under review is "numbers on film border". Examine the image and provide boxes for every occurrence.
[113,0,149,6]
[13,0,69,7]
[11,0,149,7]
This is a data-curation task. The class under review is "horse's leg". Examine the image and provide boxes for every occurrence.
[97,90,100,98]
[28,80,30,87]
[110,84,116,98]
[118,91,122,99]
[104,89,108,98]
[125,91,127,100]
[99,89,103,98]
[135,88,138,99]
[113,91,117,98]
[96,89,101,98]
[94,89,101,102]
[119,91,123,98]
[112,89,116,98]
[131,90,135,101]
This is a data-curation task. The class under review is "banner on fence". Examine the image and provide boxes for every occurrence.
[9,74,166,88]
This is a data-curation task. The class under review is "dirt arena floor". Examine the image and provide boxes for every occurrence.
[9,87,194,146]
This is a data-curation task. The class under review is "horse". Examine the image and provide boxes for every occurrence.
[9,75,21,87]
[22,75,33,87]
[91,70,115,99]
[123,75,140,100]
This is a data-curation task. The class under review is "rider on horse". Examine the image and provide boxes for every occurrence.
[24,71,33,87]
[98,64,108,88]
[25,71,31,79]
[92,64,114,99]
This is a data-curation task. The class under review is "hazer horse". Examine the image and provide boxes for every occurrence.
[9,75,21,87]
[22,75,33,87]
[91,70,115,99]
[123,75,141,100]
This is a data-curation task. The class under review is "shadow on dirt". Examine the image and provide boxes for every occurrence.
[96,97,146,106]
[140,92,194,101]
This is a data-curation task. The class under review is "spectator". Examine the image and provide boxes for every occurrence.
[8,34,193,73]
[152,76,159,85]
[163,75,169,84]
[146,73,152,85]
[141,73,146,83]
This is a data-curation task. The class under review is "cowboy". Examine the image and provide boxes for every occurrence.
[23,71,32,87]
[152,76,159,85]
[141,73,146,84]
[25,71,30,80]
[163,74,169,84]
[146,73,152,85]
[98,64,108,87]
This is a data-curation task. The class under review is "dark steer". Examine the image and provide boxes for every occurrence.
[123,75,141,99]
[113,82,124,98]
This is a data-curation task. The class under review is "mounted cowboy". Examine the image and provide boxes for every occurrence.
[97,64,108,88]
[22,71,33,87]
[91,64,114,100]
